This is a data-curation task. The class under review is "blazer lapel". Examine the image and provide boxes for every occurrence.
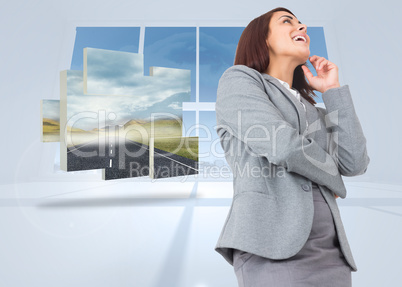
[300,96,317,129]
[262,73,307,133]
[300,96,320,139]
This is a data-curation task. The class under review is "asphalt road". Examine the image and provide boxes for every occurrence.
[66,137,198,180]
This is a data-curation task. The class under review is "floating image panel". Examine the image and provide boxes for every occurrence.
[81,47,191,180]
[199,27,244,102]
[150,136,199,179]
[71,27,140,70]
[144,27,196,101]
[40,99,60,142]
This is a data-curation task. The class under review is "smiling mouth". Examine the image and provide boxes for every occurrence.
[292,35,308,43]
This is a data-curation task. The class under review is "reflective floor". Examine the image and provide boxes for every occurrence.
[0,180,401,287]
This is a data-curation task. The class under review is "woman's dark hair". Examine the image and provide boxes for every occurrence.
[234,7,318,105]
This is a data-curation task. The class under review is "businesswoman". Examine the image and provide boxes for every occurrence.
[214,7,370,287]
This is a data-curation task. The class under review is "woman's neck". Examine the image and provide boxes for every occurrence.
[264,57,299,89]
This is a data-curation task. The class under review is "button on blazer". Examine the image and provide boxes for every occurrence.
[214,64,370,272]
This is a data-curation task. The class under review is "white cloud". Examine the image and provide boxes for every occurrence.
[84,48,190,106]
[65,48,190,131]
[167,102,181,110]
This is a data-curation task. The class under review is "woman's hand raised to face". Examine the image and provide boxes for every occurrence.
[301,55,341,93]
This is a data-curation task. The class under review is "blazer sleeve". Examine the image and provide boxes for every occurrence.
[215,65,349,192]
[317,85,370,176]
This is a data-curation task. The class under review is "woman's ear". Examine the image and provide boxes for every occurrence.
[265,38,270,48]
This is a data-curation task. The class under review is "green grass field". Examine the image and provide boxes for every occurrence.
[42,118,60,142]
[124,118,184,145]
[154,136,198,162]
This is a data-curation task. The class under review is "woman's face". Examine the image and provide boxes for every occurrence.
[266,11,310,64]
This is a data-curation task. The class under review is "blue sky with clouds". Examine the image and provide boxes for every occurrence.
[41,100,60,121]
[66,71,189,131]
[64,48,190,130]
[144,27,196,102]
[68,26,328,135]
[182,111,196,138]
[84,47,190,106]
[71,26,327,103]
[71,27,140,71]
[199,27,244,102]
[304,26,327,102]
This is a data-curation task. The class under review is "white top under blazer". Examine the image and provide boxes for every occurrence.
[273,77,308,129]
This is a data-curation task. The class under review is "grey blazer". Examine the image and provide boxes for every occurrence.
[214,65,370,272]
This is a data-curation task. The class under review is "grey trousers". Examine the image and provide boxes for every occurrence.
[233,183,352,287]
